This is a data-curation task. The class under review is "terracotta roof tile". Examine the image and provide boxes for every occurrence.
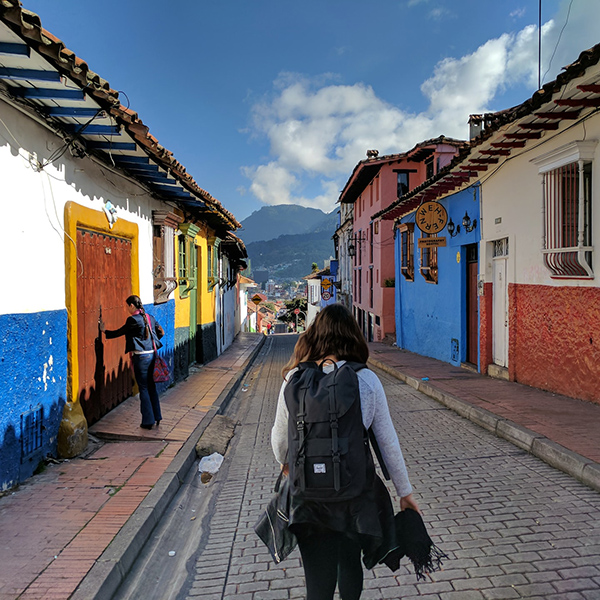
[0,0,240,231]
[375,42,600,221]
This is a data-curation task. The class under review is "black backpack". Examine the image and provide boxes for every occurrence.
[284,360,376,502]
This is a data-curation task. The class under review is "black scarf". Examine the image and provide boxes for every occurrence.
[380,509,447,580]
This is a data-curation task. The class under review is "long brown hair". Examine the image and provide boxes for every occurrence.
[126,294,150,339]
[282,304,369,377]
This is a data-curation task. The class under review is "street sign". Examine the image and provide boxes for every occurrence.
[251,294,262,306]
[321,278,333,291]
[322,290,331,301]
[294,308,300,315]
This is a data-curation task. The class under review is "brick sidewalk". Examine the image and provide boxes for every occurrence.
[0,333,264,600]
[368,342,600,493]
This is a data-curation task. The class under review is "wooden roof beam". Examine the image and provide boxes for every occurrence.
[577,84,600,93]
[555,98,600,107]
[459,164,488,172]
[534,110,581,119]
[491,141,526,148]
[504,132,542,139]
[480,149,510,156]
[518,122,559,130]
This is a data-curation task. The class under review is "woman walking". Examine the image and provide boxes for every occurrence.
[271,303,419,600]
[101,295,165,430]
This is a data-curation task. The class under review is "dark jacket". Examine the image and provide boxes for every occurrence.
[105,313,163,354]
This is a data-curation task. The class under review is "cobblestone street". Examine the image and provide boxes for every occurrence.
[177,335,600,600]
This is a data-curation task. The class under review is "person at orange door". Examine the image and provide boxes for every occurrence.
[100,295,165,430]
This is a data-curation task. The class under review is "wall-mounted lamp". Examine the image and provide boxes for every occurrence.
[462,211,477,233]
[347,233,367,257]
[447,218,460,238]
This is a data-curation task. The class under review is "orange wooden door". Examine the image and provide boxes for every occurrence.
[76,229,133,424]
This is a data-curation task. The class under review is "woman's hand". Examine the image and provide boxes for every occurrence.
[400,493,421,513]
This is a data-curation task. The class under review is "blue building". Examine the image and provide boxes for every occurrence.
[376,183,481,368]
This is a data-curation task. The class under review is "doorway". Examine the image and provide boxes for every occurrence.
[76,229,133,424]
[466,244,479,365]
[492,238,509,367]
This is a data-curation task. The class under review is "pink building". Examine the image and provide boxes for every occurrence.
[339,139,466,341]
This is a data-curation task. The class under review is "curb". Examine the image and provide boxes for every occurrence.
[368,357,600,494]
[71,335,266,600]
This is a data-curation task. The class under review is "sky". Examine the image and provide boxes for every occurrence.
[20,0,600,222]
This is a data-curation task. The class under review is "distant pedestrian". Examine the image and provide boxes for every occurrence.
[271,304,419,600]
[100,295,165,430]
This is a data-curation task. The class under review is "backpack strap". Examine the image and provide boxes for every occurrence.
[346,362,391,481]
[296,375,310,492]
[368,428,391,481]
[326,364,342,491]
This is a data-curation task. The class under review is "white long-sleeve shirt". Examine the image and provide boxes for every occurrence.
[271,362,413,498]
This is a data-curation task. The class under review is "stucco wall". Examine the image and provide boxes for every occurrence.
[481,114,600,402]
[509,283,600,403]
[0,309,67,490]
[0,99,176,489]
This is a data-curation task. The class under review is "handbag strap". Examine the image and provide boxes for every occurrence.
[144,314,158,354]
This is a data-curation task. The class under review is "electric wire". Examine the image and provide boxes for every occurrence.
[542,0,574,85]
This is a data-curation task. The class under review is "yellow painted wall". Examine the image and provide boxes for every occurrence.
[174,222,216,329]
[197,227,216,326]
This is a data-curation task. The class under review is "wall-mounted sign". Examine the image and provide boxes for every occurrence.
[251,294,262,306]
[418,237,447,248]
[416,201,448,234]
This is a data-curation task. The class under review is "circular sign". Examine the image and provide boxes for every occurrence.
[322,291,331,301]
[415,201,448,234]
[294,308,300,315]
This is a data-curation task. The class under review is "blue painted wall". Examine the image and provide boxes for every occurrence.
[0,309,67,491]
[145,300,175,394]
[395,186,480,366]
[0,300,175,491]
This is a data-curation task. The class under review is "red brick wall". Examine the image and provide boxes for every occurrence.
[479,283,493,375]
[509,283,600,404]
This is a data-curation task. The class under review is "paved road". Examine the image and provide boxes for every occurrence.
[117,335,600,600]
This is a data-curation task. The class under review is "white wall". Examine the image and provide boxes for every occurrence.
[0,99,168,316]
[481,114,600,289]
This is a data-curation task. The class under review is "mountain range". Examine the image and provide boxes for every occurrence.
[237,205,338,281]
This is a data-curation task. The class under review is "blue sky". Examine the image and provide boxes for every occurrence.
[22,0,600,222]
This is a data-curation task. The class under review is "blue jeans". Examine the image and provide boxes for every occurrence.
[132,353,162,426]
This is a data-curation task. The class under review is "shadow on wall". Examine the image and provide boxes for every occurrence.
[173,322,218,381]
[79,335,176,425]
[0,397,65,492]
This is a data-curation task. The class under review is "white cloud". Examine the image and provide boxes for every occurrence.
[242,0,600,212]
[510,8,526,19]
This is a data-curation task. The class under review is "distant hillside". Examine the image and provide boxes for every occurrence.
[238,205,337,244]
[246,231,335,280]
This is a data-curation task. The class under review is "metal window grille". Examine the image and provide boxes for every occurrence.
[178,235,187,280]
[420,233,439,283]
[400,224,414,281]
[163,225,175,278]
[543,161,593,277]
[21,406,43,461]
[493,238,509,258]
